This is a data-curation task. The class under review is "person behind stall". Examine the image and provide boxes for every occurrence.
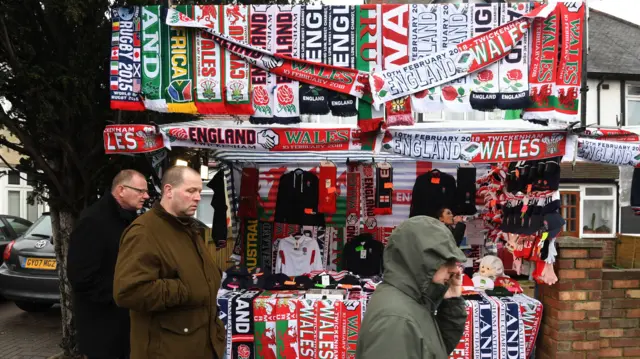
[438,207,466,246]
[113,166,225,359]
[67,169,149,359]
[356,216,468,359]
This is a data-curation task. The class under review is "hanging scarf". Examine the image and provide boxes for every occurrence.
[369,3,557,109]
[222,5,253,115]
[360,163,378,239]
[318,163,337,214]
[382,4,413,126]
[164,5,197,114]
[110,6,144,111]
[248,5,275,124]
[374,164,392,215]
[409,4,443,113]
[273,5,301,124]
[238,167,259,218]
[299,5,330,115]
[554,1,585,123]
[192,5,226,114]
[140,6,168,112]
[497,3,532,110]
[469,3,500,112]
[327,6,358,117]
[356,4,385,133]
[346,162,361,243]
[523,4,559,120]
[440,4,472,113]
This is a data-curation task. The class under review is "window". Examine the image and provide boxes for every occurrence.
[626,83,640,126]
[5,217,32,237]
[7,191,21,217]
[560,184,617,238]
[196,193,214,227]
[8,170,20,185]
[560,191,580,237]
[0,220,10,241]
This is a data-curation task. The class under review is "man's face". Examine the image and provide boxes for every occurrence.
[116,175,150,211]
[432,262,460,285]
[165,171,202,217]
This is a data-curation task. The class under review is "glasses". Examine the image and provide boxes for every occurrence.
[123,185,149,195]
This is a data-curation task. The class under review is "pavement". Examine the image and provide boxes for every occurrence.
[0,299,62,359]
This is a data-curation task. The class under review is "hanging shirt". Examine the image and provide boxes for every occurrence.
[275,235,324,276]
[274,169,325,226]
[342,234,384,277]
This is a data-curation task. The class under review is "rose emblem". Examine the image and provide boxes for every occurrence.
[473,70,495,92]
[507,69,523,81]
[478,70,493,82]
[167,128,188,141]
[253,86,270,106]
[276,86,296,114]
[238,345,251,359]
[442,85,466,103]
[414,89,430,99]
[371,75,387,98]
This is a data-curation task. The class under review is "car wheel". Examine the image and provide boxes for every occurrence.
[14,301,54,312]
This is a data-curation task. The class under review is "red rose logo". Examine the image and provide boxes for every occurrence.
[253,86,270,106]
[414,89,430,99]
[373,76,385,92]
[477,70,493,82]
[442,86,458,101]
[507,69,523,81]
[238,344,251,359]
[383,130,393,143]
[277,86,294,106]
[167,128,188,140]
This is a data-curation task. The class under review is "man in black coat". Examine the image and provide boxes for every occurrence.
[67,170,149,359]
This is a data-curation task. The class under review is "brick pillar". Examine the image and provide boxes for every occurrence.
[536,237,604,359]
[599,269,640,357]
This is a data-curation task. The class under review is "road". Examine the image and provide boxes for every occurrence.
[0,299,62,359]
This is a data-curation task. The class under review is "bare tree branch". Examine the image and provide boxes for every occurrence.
[0,17,17,69]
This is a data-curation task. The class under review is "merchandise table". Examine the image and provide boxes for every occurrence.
[216,290,542,359]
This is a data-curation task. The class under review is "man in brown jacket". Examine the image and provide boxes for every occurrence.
[114,166,225,359]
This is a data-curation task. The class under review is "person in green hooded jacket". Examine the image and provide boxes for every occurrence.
[356,216,468,359]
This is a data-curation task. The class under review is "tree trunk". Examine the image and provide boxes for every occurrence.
[51,209,82,358]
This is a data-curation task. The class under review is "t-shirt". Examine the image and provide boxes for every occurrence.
[275,235,324,276]
[342,235,384,277]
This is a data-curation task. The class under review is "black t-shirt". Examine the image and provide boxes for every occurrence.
[342,234,384,277]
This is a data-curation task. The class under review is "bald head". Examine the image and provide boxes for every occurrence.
[160,166,203,217]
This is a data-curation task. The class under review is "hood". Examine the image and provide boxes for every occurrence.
[383,216,467,308]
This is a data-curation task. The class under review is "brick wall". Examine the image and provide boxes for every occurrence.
[599,269,640,358]
[602,238,616,266]
[537,237,640,359]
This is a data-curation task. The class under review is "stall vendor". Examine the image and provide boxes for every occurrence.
[438,207,466,246]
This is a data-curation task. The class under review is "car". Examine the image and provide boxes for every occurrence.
[0,215,33,264]
[0,213,60,312]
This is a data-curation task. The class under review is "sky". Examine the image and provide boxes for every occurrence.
[590,0,640,25]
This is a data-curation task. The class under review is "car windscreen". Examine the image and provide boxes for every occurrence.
[22,215,52,239]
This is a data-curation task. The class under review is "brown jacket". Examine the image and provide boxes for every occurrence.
[113,203,225,359]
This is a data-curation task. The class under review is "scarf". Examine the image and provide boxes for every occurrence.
[346,162,361,242]
[554,1,585,123]
[360,163,378,239]
[192,5,226,114]
[511,295,543,358]
[497,3,532,110]
[327,6,358,117]
[356,4,385,133]
[440,4,472,113]
[369,3,556,109]
[242,218,260,271]
[299,5,330,115]
[451,301,473,359]
[382,4,413,126]
[223,5,253,115]
[164,5,198,113]
[140,5,168,112]
[474,295,499,359]
[110,6,144,111]
[249,5,275,124]
[230,291,261,359]
[238,167,259,218]
[523,4,559,121]
[259,221,273,274]
[272,5,301,124]
[469,3,500,112]
[318,163,337,214]
[374,164,392,215]
[409,4,443,113]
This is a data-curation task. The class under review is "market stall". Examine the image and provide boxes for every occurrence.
[102,1,598,359]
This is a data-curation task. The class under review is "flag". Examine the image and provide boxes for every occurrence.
[133,48,141,62]
[110,61,119,76]
[111,47,119,60]
[110,76,119,91]
[112,22,120,31]
[112,32,119,44]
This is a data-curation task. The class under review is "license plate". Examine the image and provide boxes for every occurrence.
[24,258,57,270]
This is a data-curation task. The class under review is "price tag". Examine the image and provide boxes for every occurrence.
[521,205,528,213]
[304,208,313,214]
[541,232,548,241]
[431,177,441,184]
[527,184,532,194]
[294,240,300,250]
[322,275,330,287]
[360,249,367,259]
[384,182,393,189]
[325,179,332,188]
[355,245,364,252]
[327,187,336,194]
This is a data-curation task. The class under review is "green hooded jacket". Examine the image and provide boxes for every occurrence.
[356,216,468,359]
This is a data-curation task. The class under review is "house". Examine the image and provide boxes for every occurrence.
[0,129,46,222]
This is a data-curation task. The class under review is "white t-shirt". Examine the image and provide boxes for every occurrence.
[275,235,323,276]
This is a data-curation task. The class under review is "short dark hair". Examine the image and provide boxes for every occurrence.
[437,207,451,219]
[161,166,200,194]
[111,169,145,191]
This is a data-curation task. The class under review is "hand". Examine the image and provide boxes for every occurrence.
[257,129,279,149]
[454,216,464,224]
[444,267,463,299]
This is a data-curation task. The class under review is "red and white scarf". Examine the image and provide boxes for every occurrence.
[222,5,253,115]
[469,3,500,112]
[497,3,532,110]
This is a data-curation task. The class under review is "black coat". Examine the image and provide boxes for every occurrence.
[274,169,325,226]
[410,170,457,219]
[67,192,136,357]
